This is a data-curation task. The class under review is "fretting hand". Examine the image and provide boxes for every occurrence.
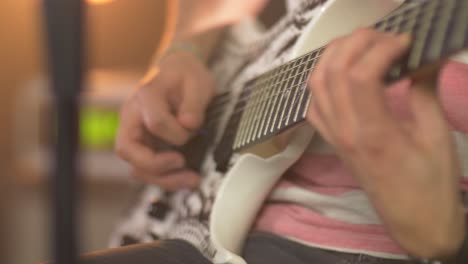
[306,29,465,259]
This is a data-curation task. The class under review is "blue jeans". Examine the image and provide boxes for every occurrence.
[243,232,422,264]
[63,232,425,264]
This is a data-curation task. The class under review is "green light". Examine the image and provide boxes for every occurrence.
[80,107,119,150]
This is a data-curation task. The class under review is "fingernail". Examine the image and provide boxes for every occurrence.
[398,34,411,46]
[180,113,201,129]
[169,159,184,170]
[185,176,200,188]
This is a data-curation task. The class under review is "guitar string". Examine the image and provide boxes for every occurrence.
[205,49,320,114]
[205,6,423,128]
[227,0,465,146]
[206,0,458,114]
[204,63,316,127]
[207,1,458,123]
[207,44,326,109]
[221,1,464,152]
[205,57,318,120]
[201,0,458,130]
[215,0,461,151]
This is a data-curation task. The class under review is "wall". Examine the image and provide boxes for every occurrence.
[0,1,167,263]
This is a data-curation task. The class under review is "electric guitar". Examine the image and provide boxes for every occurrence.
[116,1,468,263]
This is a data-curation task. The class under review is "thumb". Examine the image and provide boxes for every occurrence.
[178,77,214,130]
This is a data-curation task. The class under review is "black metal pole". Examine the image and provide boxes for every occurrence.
[43,1,83,264]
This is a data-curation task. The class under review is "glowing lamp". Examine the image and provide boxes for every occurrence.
[86,0,114,5]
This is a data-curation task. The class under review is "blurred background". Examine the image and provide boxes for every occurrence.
[0,0,171,263]
[2,1,465,264]
[0,1,287,263]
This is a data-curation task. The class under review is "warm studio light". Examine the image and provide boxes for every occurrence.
[86,0,114,5]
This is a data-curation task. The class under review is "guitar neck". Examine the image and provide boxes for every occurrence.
[216,0,468,154]
[382,0,468,82]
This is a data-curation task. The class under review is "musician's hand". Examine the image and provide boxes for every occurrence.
[116,51,215,190]
[306,29,465,259]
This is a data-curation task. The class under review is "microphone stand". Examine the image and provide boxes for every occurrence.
[43,1,84,264]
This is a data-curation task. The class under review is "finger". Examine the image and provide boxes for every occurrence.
[178,75,215,130]
[326,29,379,126]
[347,34,411,126]
[140,93,192,146]
[133,169,200,190]
[309,37,344,124]
[123,140,186,175]
[355,34,411,82]
[409,81,450,139]
[307,101,335,145]
[116,100,186,172]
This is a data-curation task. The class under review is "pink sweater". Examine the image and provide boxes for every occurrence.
[254,61,468,259]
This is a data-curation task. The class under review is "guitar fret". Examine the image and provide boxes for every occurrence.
[269,64,293,133]
[390,10,404,33]
[382,4,421,82]
[251,68,305,111]
[246,74,273,144]
[238,87,257,147]
[263,65,290,136]
[277,59,303,130]
[237,80,263,148]
[255,59,312,94]
[439,5,458,57]
[227,111,242,150]
[376,18,388,32]
[233,88,253,148]
[385,0,421,23]
[381,8,406,33]
[241,77,268,146]
[277,80,297,130]
[255,68,280,140]
[285,56,312,124]
[380,16,392,32]
[295,87,311,122]
[424,1,456,63]
[400,4,420,35]
[376,3,413,33]
[284,57,308,127]
[270,60,295,133]
[296,88,311,122]
[447,1,468,50]
[260,68,282,137]
[235,101,251,148]
[294,50,319,122]
[257,67,285,139]
[302,91,312,119]
[286,64,309,127]
[384,2,434,82]
[232,119,241,149]
[245,78,267,144]
[247,75,275,143]
[408,5,434,70]
[233,88,250,149]
[398,3,425,69]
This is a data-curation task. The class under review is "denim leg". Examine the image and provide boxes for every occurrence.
[243,232,425,264]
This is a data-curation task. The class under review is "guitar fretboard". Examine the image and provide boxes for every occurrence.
[218,0,468,154]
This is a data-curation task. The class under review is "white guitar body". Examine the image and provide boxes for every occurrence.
[210,1,405,264]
